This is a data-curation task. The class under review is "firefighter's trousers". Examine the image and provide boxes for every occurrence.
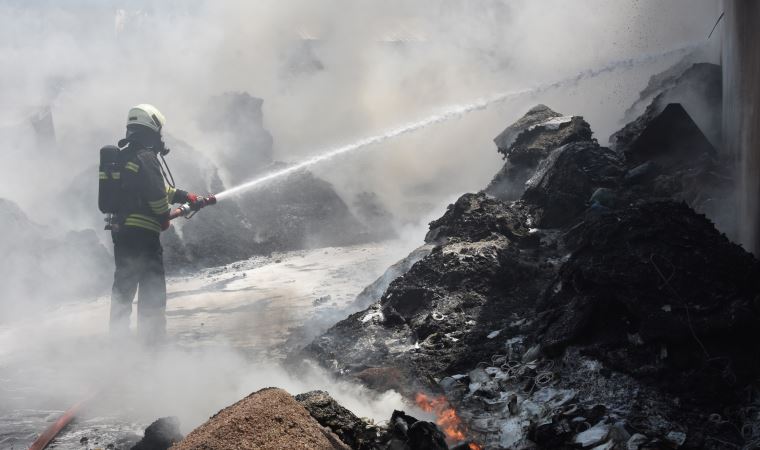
[110,227,166,343]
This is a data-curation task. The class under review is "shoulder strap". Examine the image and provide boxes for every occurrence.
[116,138,175,188]
[159,153,176,188]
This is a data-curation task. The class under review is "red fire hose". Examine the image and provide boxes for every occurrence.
[28,392,97,450]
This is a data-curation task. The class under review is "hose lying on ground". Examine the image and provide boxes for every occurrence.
[29,393,97,450]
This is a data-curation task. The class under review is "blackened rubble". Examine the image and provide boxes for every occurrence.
[487,105,593,201]
[611,101,735,238]
[622,62,722,145]
[296,390,452,450]
[302,63,760,449]
[131,417,183,450]
[522,141,623,228]
[296,390,381,450]
[610,62,734,237]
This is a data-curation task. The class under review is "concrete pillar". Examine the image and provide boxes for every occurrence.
[723,0,760,255]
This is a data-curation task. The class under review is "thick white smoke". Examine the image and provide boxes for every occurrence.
[0,0,721,445]
[0,0,721,223]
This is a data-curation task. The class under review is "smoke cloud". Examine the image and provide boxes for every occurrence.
[0,0,720,223]
[0,0,721,445]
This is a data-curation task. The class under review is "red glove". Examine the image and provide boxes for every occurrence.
[187,192,207,212]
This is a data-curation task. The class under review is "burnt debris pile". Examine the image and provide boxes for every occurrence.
[301,63,760,449]
[295,390,454,450]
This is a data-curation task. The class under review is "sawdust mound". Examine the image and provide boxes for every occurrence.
[172,387,349,450]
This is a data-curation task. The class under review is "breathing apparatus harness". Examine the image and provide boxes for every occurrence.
[99,126,177,230]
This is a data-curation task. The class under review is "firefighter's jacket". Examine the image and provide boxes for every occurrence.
[114,143,188,233]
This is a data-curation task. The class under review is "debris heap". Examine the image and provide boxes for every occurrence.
[302,63,760,449]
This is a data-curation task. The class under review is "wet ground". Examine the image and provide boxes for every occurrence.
[0,241,413,449]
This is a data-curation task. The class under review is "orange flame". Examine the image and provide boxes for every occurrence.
[414,392,481,449]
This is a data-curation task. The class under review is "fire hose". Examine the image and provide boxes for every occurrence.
[28,392,98,450]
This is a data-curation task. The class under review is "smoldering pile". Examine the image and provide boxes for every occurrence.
[113,388,459,450]
[296,62,760,449]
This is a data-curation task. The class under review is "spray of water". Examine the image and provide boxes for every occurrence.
[215,43,701,201]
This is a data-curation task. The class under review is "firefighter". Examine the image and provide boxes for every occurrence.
[109,104,201,343]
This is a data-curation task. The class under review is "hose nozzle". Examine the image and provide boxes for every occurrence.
[170,194,217,220]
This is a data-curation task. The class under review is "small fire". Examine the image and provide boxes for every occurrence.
[415,392,481,450]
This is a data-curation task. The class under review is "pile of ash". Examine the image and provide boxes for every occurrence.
[298,62,760,449]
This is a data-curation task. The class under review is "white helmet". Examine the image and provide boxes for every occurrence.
[126,104,166,133]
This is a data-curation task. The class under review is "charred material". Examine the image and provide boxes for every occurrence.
[130,417,183,450]
[353,245,435,311]
[522,141,624,228]
[386,410,449,450]
[295,396,452,450]
[486,105,593,201]
[541,202,760,395]
[303,63,760,448]
[611,101,735,237]
[622,62,722,145]
[296,390,381,450]
[611,103,716,167]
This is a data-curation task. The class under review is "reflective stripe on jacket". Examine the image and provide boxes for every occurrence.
[116,144,188,233]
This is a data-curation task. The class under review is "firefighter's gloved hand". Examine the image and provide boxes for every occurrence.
[186,192,204,212]
[188,193,205,212]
